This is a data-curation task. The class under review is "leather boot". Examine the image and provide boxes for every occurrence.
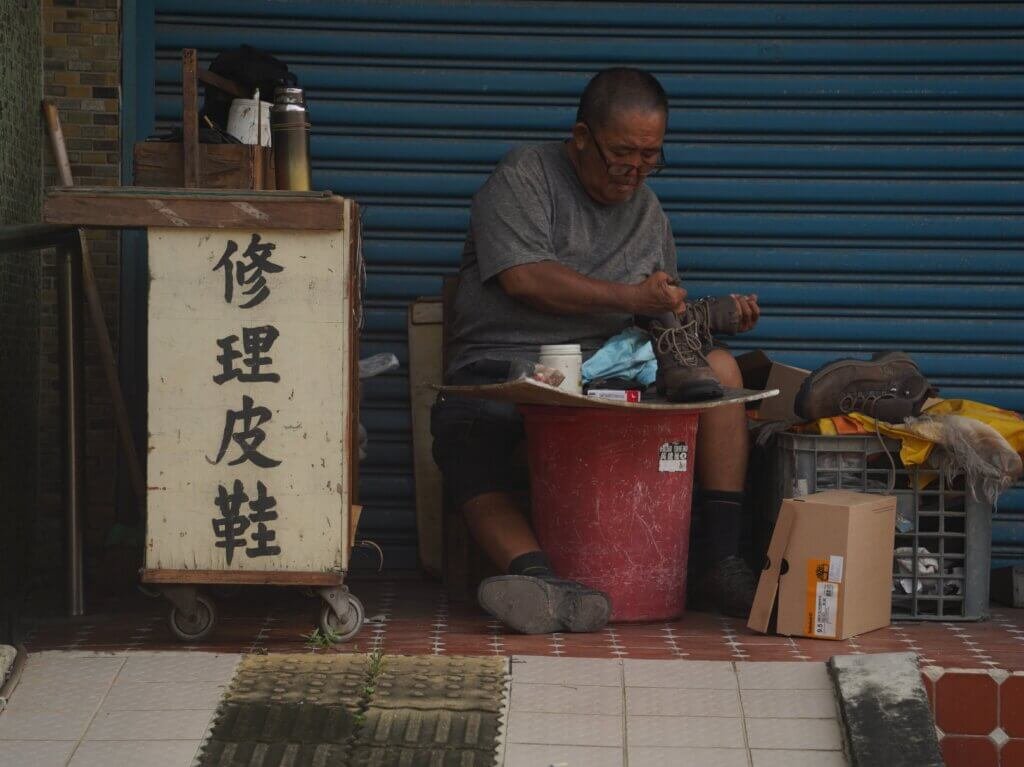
[641,311,723,402]
[690,296,742,337]
[795,351,933,422]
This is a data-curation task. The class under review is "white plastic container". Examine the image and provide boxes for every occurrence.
[538,344,583,395]
[226,98,272,147]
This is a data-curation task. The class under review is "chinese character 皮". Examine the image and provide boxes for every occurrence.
[209,395,281,468]
[213,233,283,308]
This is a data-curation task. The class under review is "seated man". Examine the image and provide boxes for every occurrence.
[431,67,760,634]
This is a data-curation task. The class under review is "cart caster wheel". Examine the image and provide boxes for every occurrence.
[168,594,217,642]
[319,594,364,643]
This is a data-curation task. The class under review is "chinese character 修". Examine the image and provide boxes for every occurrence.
[208,395,281,468]
[213,233,283,309]
[213,325,281,385]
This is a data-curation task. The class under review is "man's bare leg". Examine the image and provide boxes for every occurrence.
[462,491,540,573]
[698,349,749,492]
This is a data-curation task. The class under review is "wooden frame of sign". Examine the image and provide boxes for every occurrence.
[138,196,361,585]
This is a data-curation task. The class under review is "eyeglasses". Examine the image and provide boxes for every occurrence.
[584,122,667,181]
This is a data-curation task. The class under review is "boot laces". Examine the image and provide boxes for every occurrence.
[839,389,895,414]
[654,315,708,367]
[688,299,715,345]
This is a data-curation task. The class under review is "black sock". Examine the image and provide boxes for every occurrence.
[702,490,745,562]
[508,550,553,577]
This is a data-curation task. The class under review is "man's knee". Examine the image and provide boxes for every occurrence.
[707,348,744,388]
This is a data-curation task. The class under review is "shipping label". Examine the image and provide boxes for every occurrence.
[805,558,841,638]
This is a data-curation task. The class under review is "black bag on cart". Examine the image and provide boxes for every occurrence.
[200,44,298,130]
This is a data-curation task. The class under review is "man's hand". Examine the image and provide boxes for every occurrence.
[731,293,760,333]
[631,271,687,316]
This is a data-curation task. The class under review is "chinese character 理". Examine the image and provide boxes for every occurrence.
[213,233,284,308]
[213,325,282,385]
[209,395,282,468]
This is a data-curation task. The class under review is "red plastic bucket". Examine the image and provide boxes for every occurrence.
[520,405,699,622]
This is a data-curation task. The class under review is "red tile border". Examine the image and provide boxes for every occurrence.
[1000,738,1024,767]
[1002,675,1024,739]
[936,672,1000,736]
[941,736,999,767]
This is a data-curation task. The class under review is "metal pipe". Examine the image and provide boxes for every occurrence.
[57,241,85,617]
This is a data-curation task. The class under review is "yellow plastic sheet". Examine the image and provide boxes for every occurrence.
[801,399,1024,468]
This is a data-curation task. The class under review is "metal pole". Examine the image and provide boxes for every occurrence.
[57,241,85,617]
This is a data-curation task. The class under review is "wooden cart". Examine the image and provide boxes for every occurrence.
[45,187,364,642]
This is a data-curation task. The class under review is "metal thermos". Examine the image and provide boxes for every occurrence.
[271,86,312,191]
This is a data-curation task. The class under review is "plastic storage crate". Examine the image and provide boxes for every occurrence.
[772,432,991,621]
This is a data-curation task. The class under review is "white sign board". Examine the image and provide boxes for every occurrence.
[146,225,354,575]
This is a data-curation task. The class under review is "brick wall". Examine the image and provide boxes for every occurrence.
[0,0,43,639]
[40,0,126,602]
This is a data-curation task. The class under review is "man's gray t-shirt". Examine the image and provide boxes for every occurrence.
[447,141,679,377]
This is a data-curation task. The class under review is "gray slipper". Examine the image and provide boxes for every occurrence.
[477,575,611,635]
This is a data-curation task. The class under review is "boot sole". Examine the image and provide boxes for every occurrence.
[794,352,920,419]
[477,576,611,635]
[663,381,724,403]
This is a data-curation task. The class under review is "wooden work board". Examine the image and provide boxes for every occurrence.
[44,187,348,231]
[442,377,779,411]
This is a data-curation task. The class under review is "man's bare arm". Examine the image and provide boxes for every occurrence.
[498,261,686,316]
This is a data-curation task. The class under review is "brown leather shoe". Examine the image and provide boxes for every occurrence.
[795,351,933,422]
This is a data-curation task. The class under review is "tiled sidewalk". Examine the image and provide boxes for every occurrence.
[0,651,239,767]
[505,656,848,767]
[1,651,848,767]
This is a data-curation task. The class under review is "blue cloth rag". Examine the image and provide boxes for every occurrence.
[581,328,657,386]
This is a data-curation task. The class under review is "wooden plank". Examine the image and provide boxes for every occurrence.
[141,569,343,586]
[44,189,347,230]
[134,143,275,190]
[407,298,444,578]
[181,49,200,189]
[53,185,330,200]
[442,378,780,411]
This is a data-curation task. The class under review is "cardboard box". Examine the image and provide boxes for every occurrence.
[736,350,810,421]
[748,490,897,640]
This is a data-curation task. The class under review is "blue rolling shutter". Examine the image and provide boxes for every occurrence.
[124,1,1024,569]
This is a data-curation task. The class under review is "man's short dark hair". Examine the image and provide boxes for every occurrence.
[576,67,669,130]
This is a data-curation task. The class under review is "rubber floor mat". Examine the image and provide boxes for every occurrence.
[197,654,507,767]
